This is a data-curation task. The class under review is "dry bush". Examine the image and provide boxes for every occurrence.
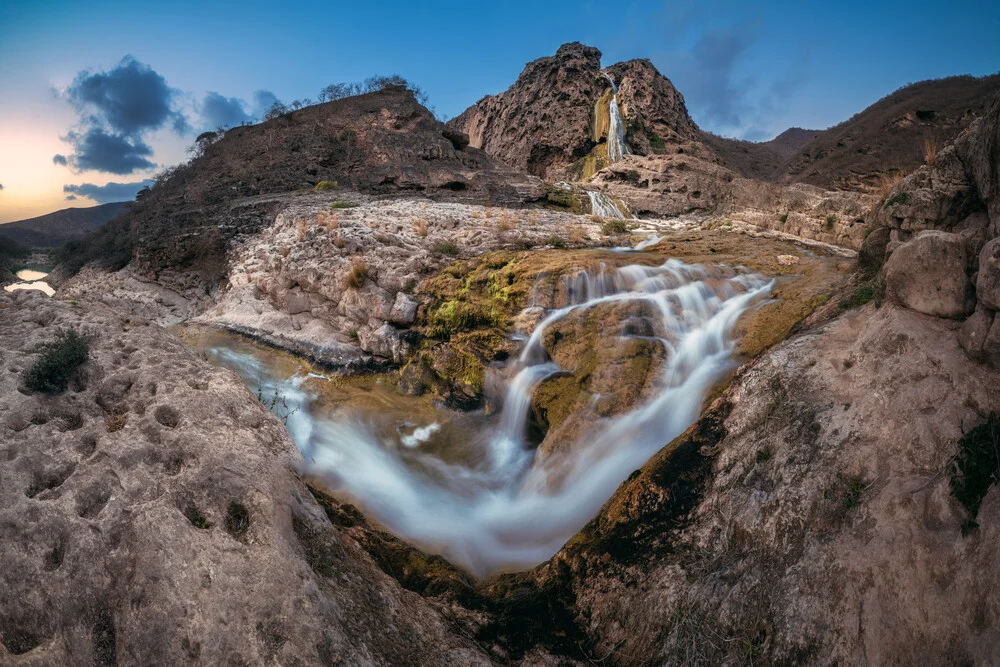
[317,210,340,232]
[412,217,429,237]
[471,209,481,219]
[924,136,938,166]
[296,220,308,241]
[484,207,493,219]
[589,214,605,224]
[342,259,368,289]
[875,171,906,200]
[569,227,586,244]
[333,232,346,249]
[527,213,539,227]
[496,209,516,233]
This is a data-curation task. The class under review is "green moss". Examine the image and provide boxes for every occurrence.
[328,199,359,209]
[314,180,339,191]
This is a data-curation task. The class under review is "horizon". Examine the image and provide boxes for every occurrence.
[2,0,999,222]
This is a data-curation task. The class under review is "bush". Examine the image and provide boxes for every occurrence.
[24,329,90,394]
[328,200,360,209]
[825,214,837,230]
[839,277,885,310]
[433,241,459,256]
[779,213,788,223]
[314,180,338,192]
[342,260,368,289]
[546,234,566,248]
[601,220,628,235]
[884,192,909,208]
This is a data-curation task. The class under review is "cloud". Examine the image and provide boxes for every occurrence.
[199,92,252,129]
[56,56,186,175]
[674,22,759,129]
[252,90,279,116]
[62,127,156,174]
[63,179,154,204]
[67,56,184,137]
[0,184,4,191]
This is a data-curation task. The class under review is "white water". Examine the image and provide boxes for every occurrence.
[604,73,630,163]
[199,260,772,575]
[588,191,627,219]
[4,269,54,296]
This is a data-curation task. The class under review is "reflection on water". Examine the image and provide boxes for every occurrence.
[181,258,772,575]
[4,269,54,296]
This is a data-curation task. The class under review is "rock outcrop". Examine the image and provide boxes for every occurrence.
[448,43,709,181]
[0,290,491,665]
[863,90,1000,363]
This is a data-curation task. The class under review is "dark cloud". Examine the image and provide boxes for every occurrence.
[0,184,4,190]
[57,56,185,175]
[67,56,184,137]
[63,179,154,204]
[200,92,252,129]
[677,23,758,129]
[62,127,156,175]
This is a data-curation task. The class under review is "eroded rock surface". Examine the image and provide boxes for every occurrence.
[0,290,490,665]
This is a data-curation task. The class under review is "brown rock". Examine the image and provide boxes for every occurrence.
[959,305,996,361]
[976,236,1000,310]
[884,230,971,318]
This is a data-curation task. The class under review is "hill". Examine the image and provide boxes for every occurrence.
[0,202,128,248]
[59,85,541,277]
[703,127,821,181]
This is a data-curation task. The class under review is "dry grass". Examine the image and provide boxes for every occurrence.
[296,220,308,241]
[412,216,429,237]
[924,136,938,166]
[496,209,516,233]
[342,259,368,289]
[471,209,481,219]
[106,408,128,433]
[874,171,906,201]
[317,210,340,232]
[569,227,586,244]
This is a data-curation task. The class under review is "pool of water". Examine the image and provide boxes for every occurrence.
[4,269,54,296]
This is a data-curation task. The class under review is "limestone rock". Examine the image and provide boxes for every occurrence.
[959,305,997,362]
[387,292,418,325]
[884,230,971,318]
[357,323,410,364]
[976,236,1000,310]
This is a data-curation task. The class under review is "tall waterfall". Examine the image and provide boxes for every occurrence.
[198,260,773,575]
[604,73,630,163]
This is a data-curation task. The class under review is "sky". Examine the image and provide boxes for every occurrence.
[1,0,998,223]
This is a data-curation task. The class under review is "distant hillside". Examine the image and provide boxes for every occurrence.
[0,202,129,248]
[703,127,821,181]
[710,74,1000,191]
[781,74,1000,190]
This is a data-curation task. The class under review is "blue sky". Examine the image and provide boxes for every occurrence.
[1,0,998,221]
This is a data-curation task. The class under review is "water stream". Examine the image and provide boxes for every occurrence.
[189,258,772,575]
[588,191,628,219]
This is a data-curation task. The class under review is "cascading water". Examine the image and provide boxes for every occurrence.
[587,191,627,219]
[604,73,630,163]
[195,259,772,575]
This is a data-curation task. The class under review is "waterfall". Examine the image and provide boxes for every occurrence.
[604,73,630,163]
[588,191,627,219]
[196,260,773,576]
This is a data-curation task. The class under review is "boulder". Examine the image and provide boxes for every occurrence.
[358,323,410,363]
[884,230,971,318]
[959,306,997,362]
[976,236,1000,310]
[858,226,891,273]
[387,292,419,325]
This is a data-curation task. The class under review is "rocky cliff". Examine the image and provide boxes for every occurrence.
[448,43,709,181]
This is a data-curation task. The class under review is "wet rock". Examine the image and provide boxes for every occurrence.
[387,292,418,325]
[884,230,972,318]
[357,323,410,364]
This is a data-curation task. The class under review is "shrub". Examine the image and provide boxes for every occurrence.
[647,129,665,150]
[779,213,788,223]
[24,329,89,394]
[601,220,628,235]
[949,413,999,533]
[329,200,359,209]
[546,234,566,248]
[433,241,459,256]
[314,180,339,192]
[884,192,909,208]
[924,136,938,166]
[839,277,885,310]
[342,260,368,289]
[825,214,837,230]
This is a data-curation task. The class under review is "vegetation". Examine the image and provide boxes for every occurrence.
[24,328,89,394]
[949,413,999,534]
[433,241,460,256]
[778,214,788,223]
[546,234,566,248]
[314,180,338,191]
[884,192,909,208]
[184,504,211,529]
[601,220,628,235]
[329,200,359,209]
[840,276,885,310]
[342,260,369,289]
[825,214,837,230]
